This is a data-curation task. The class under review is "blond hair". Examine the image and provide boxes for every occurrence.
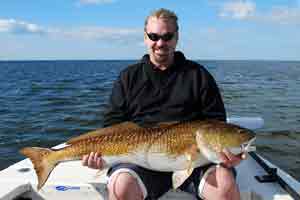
[144,8,179,32]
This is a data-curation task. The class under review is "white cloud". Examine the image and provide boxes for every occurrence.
[265,7,300,25]
[58,27,141,43]
[0,18,141,44]
[0,19,46,35]
[219,0,256,20]
[218,1,300,25]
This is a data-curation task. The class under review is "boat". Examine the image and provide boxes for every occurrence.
[0,117,299,200]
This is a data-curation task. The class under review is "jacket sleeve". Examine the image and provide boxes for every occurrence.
[102,73,129,127]
[199,71,226,122]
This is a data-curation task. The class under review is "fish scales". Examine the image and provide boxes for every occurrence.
[60,126,167,159]
[153,123,197,155]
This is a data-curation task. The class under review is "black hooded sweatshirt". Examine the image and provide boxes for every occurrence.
[103,51,226,127]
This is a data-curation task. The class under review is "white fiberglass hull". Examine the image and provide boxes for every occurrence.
[0,117,299,200]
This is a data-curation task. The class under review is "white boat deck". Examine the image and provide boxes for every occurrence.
[0,152,299,200]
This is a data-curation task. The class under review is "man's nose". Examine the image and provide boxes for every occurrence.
[156,38,167,46]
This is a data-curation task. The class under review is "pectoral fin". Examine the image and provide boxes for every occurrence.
[95,169,106,178]
[172,143,200,189]
[172,153,195,189]
[172,168,194,189]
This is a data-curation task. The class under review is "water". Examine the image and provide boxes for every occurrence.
[0,60,300,179]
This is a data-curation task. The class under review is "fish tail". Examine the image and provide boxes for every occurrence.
[20,147,56,190]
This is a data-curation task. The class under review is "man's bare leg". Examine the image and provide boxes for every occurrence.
[107,172,144,200]
[201,165,240,200]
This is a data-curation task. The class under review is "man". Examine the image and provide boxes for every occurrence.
[82,8,244,200]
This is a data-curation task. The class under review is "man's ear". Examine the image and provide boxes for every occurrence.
[144,32,148,44]
[175,31,179,42]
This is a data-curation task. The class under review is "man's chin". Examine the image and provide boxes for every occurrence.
[154,53,169,59]
[154,55,169,62]
[150,52,173,65]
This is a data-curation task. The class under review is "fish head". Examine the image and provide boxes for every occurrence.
[195,121,256,163]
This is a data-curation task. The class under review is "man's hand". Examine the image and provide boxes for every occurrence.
[219,149,247,168]
[82,152,105,169]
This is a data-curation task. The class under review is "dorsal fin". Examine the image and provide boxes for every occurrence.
[66,122,142,144]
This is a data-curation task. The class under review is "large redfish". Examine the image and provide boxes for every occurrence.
[20,120,256,190]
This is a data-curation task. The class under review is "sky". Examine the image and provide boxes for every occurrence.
[0,0,299,60]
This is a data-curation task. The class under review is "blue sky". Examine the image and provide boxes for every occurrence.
[1,0,299,60]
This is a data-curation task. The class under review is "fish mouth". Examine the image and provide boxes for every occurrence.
[224,136,256,156]
[240,137,256,153]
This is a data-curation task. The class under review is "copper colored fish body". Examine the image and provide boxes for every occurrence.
[20,120,256,190]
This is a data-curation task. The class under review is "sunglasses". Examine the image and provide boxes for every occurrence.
[146,32,175,42]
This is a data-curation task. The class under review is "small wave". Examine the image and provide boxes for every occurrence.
[259,130,300,137]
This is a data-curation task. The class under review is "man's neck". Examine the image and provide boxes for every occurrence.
[150,55,174,71]
[153,64,168,71]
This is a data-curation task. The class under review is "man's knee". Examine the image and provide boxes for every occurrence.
[200,166,240,200]
[108,172,144,200]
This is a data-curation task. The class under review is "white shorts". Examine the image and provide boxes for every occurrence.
[107,165,219,199]
[198,165,217,199]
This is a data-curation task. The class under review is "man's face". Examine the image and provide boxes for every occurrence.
[144,17,178,66]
